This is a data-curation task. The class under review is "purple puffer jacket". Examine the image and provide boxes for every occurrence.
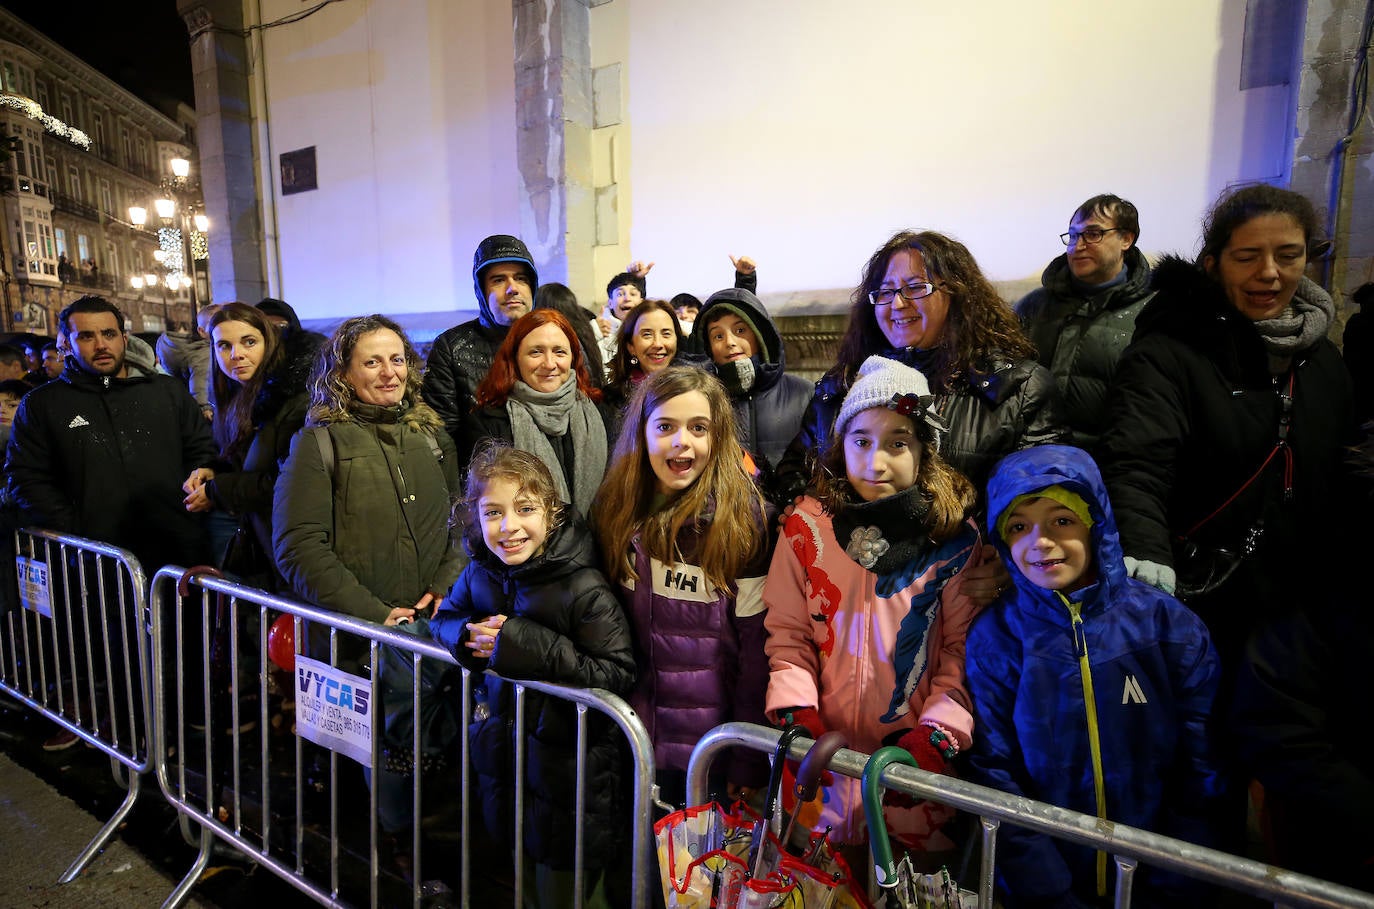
[618,514,772,782]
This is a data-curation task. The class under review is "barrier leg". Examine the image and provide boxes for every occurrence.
[160,824,215,909]
[978,816,999,909]
[57,771,143,882]
[1113,855,1137,908]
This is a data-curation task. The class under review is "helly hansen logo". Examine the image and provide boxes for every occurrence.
[648,557,713,604]
[67,415,90,429]
[1121,675,1148,705]
[664,568,698,593]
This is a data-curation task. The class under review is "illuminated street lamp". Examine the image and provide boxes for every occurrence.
[126,156,208,315]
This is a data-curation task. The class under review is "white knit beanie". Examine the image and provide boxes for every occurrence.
[835,355,943,441]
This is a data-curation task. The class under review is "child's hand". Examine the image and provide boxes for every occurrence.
[465,614,507,659]
[962,548,1011,607]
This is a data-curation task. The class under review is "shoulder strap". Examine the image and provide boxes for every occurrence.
[310,426,335,481]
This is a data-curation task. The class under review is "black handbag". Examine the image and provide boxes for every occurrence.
[1171,370,1294,600]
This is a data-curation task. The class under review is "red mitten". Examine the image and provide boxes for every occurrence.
[883,725,954,810]
[785,707,826,740]
[781,707,833,786]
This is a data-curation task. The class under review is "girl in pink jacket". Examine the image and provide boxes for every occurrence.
[764,355,983,856]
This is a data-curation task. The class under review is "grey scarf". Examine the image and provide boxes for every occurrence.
[1253,276,1334,366]
[506,377,607,516]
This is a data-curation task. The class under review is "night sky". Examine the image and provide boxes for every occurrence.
[2,2,194,111]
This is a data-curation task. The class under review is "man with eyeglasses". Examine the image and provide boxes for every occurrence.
[1015,194,1154,451]
[6,295,214,573]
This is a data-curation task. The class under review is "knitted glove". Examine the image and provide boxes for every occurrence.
[784,707,826,740]
[882,725,954,809]
[780,707,833,786]
[1124,556,1177,595]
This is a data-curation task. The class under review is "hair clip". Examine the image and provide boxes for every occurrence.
[887,393,934,418]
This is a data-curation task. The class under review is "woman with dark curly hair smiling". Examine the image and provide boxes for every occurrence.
[778,229,1065,505]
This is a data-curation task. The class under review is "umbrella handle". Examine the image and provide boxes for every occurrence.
[862,745,918,889]
[795,731,847,801]
[764,724,806,818]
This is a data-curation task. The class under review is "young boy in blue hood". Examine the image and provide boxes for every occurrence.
[965,445,1223,908]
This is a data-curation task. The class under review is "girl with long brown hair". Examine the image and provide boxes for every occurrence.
[593,366,770,802]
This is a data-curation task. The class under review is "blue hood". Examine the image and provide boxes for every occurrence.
[986,445,1127,610]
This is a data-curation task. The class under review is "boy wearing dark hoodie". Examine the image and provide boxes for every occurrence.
[965,444,1222,908]
[691,287,811,504]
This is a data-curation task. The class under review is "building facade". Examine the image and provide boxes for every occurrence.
[0,10,205,336]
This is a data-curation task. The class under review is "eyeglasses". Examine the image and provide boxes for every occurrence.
[1060,227,1124,247]
[868,282,942,306]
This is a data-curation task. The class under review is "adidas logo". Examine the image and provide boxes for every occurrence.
[67,415,89,429]
[1121,675,1148,705]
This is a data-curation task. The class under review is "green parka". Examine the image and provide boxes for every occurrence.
[272,399,463,638]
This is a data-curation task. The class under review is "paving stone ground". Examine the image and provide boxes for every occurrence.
[0,751,216,908]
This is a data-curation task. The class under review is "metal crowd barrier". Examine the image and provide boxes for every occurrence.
[149,565,657,909]
[687,722,1374,909]
[0,527,152,883]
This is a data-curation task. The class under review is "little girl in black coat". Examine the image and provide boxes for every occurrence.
[430,443,635,898]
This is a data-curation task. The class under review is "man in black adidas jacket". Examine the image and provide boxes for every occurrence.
[5,295,215,572]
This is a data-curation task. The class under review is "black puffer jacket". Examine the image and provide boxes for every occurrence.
[777,348,1066,503]
[1099,256,1354,655]
[1015,246,1155,452]
[422,317,508,443]
[205,330,323,587]
[429,517,635,870]
[688,288,813,499]
[5,363,215,572]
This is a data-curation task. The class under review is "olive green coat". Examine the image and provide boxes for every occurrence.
[272,400,463,632]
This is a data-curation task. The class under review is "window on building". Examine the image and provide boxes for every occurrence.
[13,136,25,177]
[40,223,55,275]
[136,137,147,172]
[61,96,72,126]
[93,113,105,149]
[67,165,81,200]
[104,241,118,281]
[23,217,37,272]
[2,62,14,94]
[55,227,66,257]
[121,129,132,167]
[99,179,112,215]
[35,81,46,110]
[77,233,89,263]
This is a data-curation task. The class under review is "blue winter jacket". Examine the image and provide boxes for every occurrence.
[965,445,1222,907]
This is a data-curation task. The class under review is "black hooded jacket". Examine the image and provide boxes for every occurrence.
[429,516,635,870]
[1099,255,1354,654]
[1015,245,1155,452]
[5,363,216,572]
[687,288,812,493]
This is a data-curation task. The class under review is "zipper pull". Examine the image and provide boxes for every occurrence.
[1067,600,1088,657]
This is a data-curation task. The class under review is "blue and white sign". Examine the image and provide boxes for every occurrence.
[295,655,373,768]
[16,557,51,618]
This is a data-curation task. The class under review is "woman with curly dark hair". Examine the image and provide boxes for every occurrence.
[777,229,1065,505]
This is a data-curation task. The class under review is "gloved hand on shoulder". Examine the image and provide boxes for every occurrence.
[1124,556,1177,595]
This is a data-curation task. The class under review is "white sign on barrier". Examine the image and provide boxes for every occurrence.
[295,655,374,768]
[16,556,51,617]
